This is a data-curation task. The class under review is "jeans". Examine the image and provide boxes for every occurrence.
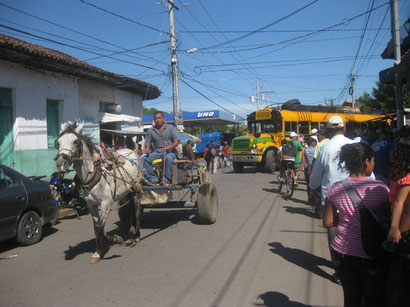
[142,151,176,183]
[211,156,218,174]
[332,249,387,307]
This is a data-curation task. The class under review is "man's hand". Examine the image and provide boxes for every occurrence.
[164,145,173,152]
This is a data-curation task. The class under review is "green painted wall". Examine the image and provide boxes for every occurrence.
[13,148,59,177]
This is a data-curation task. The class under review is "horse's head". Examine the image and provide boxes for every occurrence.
[55,121,84,172]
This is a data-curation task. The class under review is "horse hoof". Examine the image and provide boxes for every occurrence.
[130,238,140,247]
[129,226,136,237]
[114,235,124,245]
[90,252,100,264]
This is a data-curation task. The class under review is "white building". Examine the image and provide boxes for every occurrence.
[0,34,160,176]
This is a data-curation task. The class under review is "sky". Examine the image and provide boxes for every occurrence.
[0,0,409,120]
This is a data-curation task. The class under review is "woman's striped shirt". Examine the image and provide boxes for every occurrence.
[327,177,389,259]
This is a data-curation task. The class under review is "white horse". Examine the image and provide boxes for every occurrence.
[55,121,142,264]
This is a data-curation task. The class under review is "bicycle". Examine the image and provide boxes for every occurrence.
[276,159,295,198]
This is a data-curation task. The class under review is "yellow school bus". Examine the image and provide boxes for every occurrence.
[231,102,385,173]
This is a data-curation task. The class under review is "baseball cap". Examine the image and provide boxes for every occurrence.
[311,128,318,135]
[290,131,298,138]
[326,115,344,128]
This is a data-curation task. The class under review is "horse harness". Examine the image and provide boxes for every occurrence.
[56,131,141,199]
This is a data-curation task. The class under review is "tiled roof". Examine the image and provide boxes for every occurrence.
[0,34,161,100]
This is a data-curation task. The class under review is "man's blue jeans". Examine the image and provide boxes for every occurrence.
[142,151,175,184]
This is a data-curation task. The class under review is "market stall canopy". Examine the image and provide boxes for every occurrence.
[100,129,145,136]
[100,113,141,124]
[143,110,242,128]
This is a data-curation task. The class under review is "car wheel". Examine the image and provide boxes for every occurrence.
[17,211,43,246]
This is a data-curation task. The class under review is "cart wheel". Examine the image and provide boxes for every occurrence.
[197,183,218,224]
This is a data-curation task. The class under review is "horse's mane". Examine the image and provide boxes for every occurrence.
[56,122,97,153]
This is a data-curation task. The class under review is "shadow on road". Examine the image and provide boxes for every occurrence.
[256,291,311,306]
[63,209,197,261]
[0,225,59,254]
[282,205,315,218]
[268,242,334,283]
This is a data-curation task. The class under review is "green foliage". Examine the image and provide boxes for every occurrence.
[143,107,168,115]
[192,124,246,136]
[358,81,408,113]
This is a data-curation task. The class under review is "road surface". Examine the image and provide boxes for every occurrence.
[0,166,342,307]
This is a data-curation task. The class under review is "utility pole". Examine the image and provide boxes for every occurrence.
[256,79,260,111]
[167,0,183,131]
[390,0,403,128]
[350,73,355,108]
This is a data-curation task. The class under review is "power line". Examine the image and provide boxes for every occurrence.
[0,2,169,66]
[197,0,319,51]
[227,1,390,63]
[78,0,170,35]
[84,40,169,61]
[0,24,166,73]
[193,55,379,73]
[179,78,246,119]
[179,27,391,33]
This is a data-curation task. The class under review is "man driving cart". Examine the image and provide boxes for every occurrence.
[143,111,180,185]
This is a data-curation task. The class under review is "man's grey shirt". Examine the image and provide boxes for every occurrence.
[145,124,180,153]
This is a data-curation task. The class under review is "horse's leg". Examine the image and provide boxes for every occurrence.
[133,194,142,246]
[100,200,124,246]
[88,204,103,264]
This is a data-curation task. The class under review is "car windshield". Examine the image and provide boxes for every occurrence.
[248,119,282,134]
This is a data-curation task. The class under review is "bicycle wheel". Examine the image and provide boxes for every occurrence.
[285,168,294,198]
[277,171,283,193]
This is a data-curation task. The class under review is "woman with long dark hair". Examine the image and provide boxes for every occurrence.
[323,142,389,307]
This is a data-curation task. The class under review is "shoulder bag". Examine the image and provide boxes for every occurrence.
[342,179,391,258]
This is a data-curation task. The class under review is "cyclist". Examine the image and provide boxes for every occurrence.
[289,131,304,185]
[277,139,296,183]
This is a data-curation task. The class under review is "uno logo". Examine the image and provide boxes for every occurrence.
[197,112,214,118]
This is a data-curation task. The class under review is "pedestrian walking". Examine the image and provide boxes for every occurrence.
[323,142,389,307]
[209,141,218,174]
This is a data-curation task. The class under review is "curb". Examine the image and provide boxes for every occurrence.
[58,208,75,218]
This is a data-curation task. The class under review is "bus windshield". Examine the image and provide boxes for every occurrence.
[248,119,282,134]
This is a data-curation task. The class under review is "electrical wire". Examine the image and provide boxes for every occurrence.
[0,2,169,66]
[179,78,246,119]
[78,0,170,35]
[197,0,319,51]
[0,24,166,73]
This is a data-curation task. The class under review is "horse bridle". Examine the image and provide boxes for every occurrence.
[55,132,83,163]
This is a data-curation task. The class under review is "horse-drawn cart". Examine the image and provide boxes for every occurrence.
[99,128,218,225]
[118,160,218,225]
[55,122,217,264]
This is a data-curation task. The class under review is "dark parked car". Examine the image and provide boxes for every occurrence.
[0,164,58,245]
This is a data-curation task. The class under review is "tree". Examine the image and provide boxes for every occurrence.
[143,107,168,115]
[358,81,408,113]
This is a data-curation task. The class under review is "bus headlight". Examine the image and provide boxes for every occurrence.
[251,148,258,154]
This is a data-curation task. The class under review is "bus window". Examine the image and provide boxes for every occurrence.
[299,121,310,135]
[249,122,262,134]
[285,122,297,134]
[320,122,327,128]
[311,122,319,131]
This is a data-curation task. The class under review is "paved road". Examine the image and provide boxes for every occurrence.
[0,166,343,307]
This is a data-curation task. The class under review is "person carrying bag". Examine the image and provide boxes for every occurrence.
[323,142,390,307]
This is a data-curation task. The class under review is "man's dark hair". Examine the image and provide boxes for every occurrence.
[153,111,164,117]
[326,126,344,136]
[318,129,327,137]
[307,138,316,146]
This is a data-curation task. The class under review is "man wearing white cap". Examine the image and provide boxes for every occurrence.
[309,116,353,212]
[310,128,319,143]
[309,115,354,283]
